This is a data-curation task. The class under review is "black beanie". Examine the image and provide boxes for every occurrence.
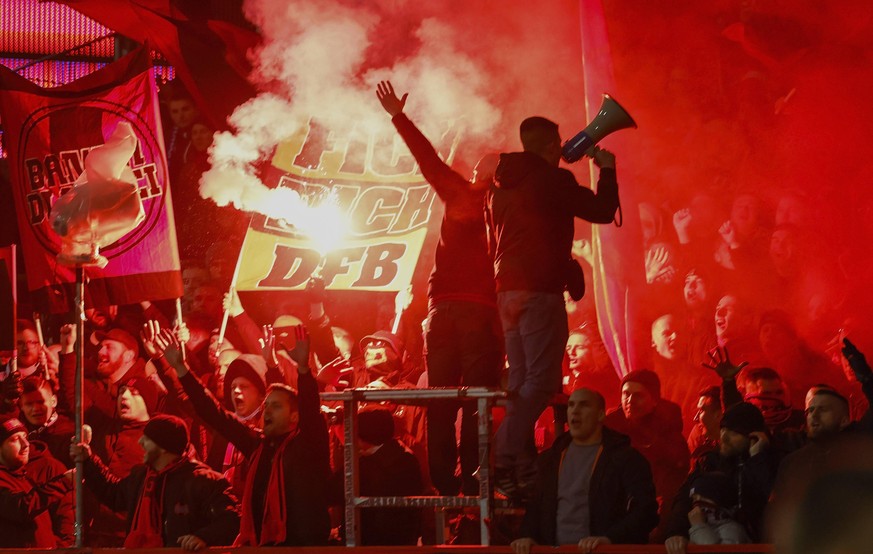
[720,402,767,436]
[144,414,189,455]
[357,407,394,446]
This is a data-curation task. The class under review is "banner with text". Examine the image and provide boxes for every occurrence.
[236,119,457,292]
[0,48,183,312]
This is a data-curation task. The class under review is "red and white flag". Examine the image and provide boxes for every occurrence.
[0,48,183,312]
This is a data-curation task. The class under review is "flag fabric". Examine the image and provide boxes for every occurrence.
[235,120,447,293]
[58,0,258,130]
[0,245,15,353]
[0,47,183,312]
[578,0,647,375]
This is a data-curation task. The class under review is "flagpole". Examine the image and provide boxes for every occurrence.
[217,214,254,349]
[391,284,413,335]
[73,266,86,548]
[175,298,187,362]
[33,311,48,379]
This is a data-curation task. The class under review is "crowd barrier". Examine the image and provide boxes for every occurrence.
[0,546,775,553]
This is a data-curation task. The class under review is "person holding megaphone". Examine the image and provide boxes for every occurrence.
[486,103,632,499]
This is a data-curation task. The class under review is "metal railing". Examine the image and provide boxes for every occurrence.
[321,387,508,547]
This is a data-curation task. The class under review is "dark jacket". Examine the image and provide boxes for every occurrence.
[487,151,618,294]
[0,459,72,548]
[330,438,423,545]
[522,426,659,545]
[83,454,240,546]
[179,369,331,546]
[25,440,74,546]
[666,447,778,542]
[604,401,690,510]
[392,113,496,307]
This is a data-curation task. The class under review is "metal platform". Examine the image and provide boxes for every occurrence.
[320,388,507,546]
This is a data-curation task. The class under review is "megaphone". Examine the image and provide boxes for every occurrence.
[561,94,637,163]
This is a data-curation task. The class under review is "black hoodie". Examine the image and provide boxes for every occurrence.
[487,151,618,294]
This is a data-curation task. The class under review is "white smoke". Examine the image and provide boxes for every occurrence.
[201,0,502,225]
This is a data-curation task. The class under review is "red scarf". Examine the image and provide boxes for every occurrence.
[235,431,296,546]
[124,456,188,548]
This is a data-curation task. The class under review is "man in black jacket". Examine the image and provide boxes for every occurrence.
[155,325,331,546]
[376,80,503,496]
[486,116,620,495]
[664,402,776,554]
[70,414,240,550]
[511,388,658,554]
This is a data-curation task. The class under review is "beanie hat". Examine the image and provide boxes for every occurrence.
[720,402,767,436]
[621,369,661,399]
[118,374,161,415]
[0,416,26,444]
[690,471,738,509]
[143,414,189,456]
[357,407,395,446]
[223,354,268,401]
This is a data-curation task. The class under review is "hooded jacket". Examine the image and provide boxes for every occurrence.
[486,151,618,294]
[521,426,658,545]
[24,440,74,546]
[0,454,72,548]
[25,412,76,469]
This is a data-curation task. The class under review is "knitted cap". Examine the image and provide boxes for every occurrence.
[621,369,661,399]
[0,417,26,444]
[720,402,767,436]
[223,354,268,401]
[143,414,189,456]
[118,375,161,416]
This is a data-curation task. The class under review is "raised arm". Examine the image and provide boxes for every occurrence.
[69,424,135,513]
[283,326,328,447]
[56,324,114,423]
[377,80,469,201]
[703,347,748,409]
[154,329,261,457]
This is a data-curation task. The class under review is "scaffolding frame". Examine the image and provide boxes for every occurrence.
[320,387,507,546]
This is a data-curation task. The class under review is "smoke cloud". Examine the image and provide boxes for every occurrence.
[201,0,597,211]
[198,0,873,358]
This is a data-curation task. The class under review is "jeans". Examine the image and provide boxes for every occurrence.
[494,290,567,478]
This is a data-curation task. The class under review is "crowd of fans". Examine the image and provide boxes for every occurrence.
[1,70,872,554]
